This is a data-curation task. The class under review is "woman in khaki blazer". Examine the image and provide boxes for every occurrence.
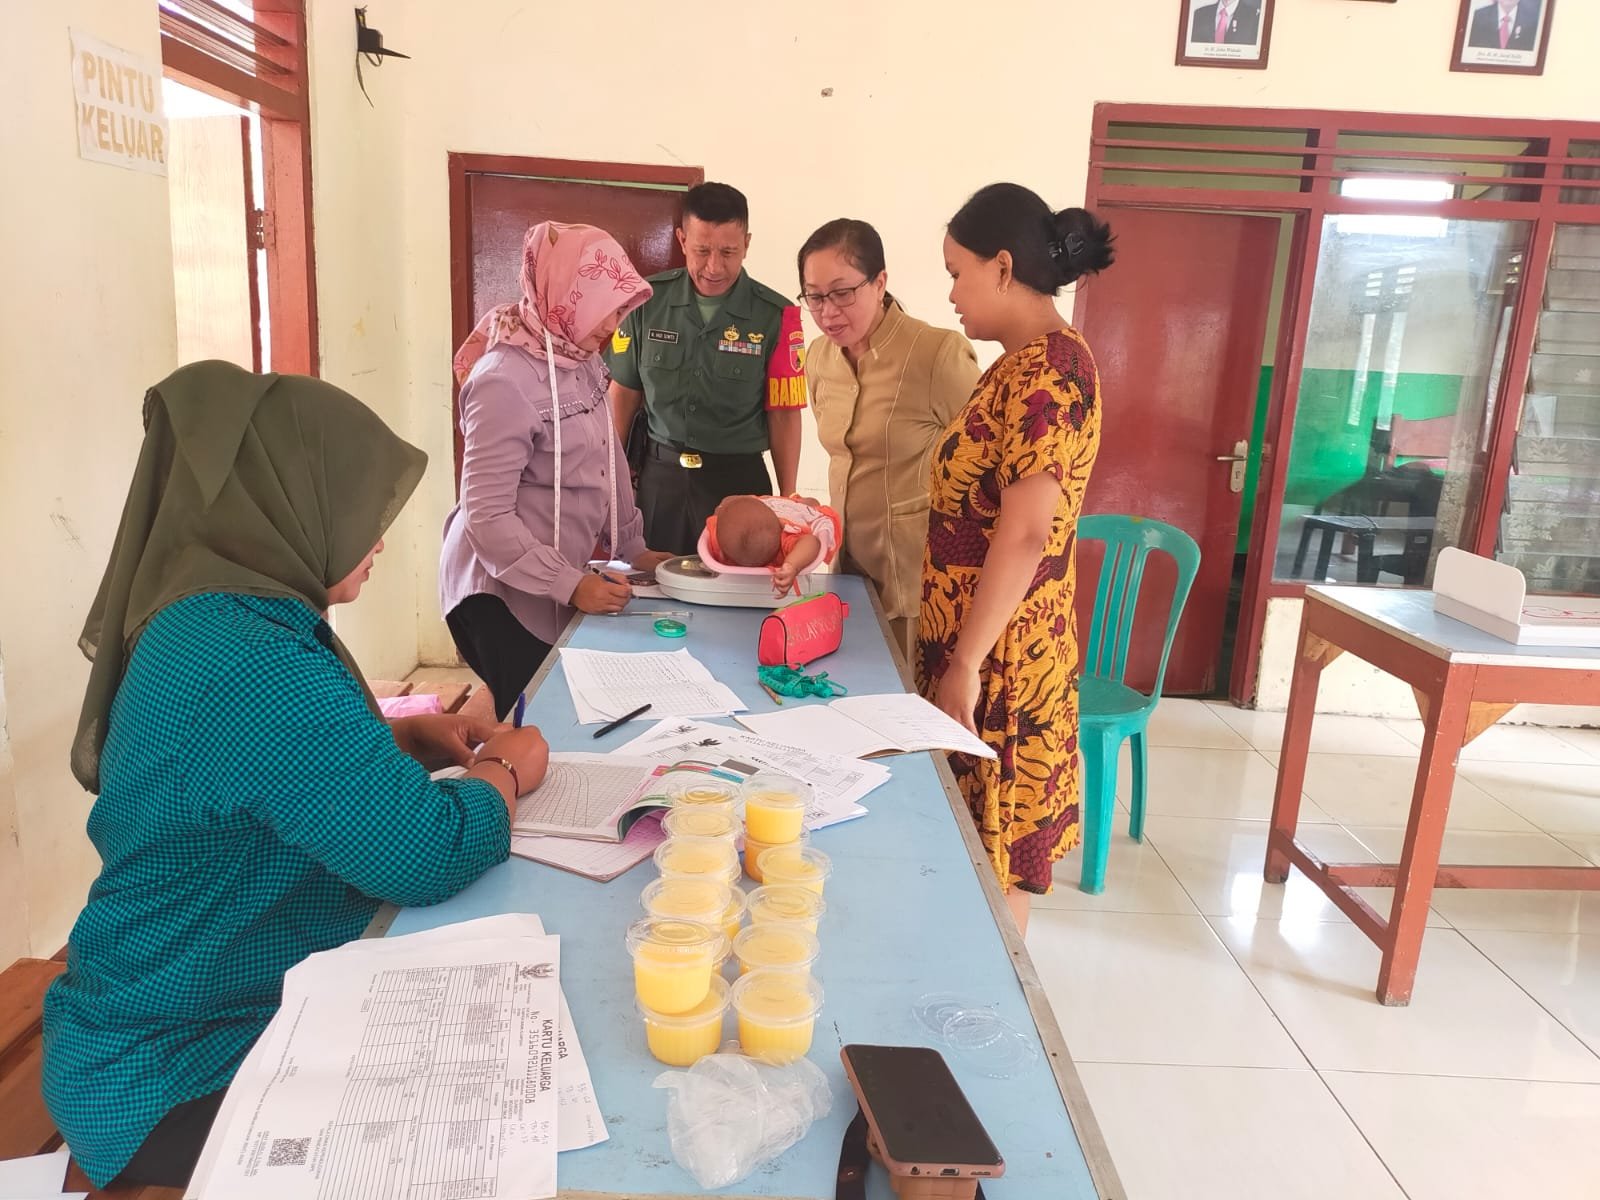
[798,219,980,661]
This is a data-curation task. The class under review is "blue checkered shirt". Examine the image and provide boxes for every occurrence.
[41,593,510,1186]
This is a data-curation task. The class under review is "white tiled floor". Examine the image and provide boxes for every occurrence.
[1027,699,1600,1199]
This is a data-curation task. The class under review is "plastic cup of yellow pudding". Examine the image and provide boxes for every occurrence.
[757,845,833,896]
[731,970,825,1064]
[625,917,725,1015]
[740,773,810,844]
[745,885,827,933]
[662,806,740,843]
[639,876,730,929]
[638,973,729,1067]
[669,777,743,815]
[720,888,748,943]
[654,836,742,889]
[733,923,820,977]
[743,829,810,884]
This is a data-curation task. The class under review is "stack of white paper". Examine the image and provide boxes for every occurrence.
[186,915,602,1200]
[0,1147,83,1200]
[737,693,997,761]
[613,718,888,828]
[558,648,746,723]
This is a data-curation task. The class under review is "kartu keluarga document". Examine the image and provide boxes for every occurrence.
[187,931,562,1200]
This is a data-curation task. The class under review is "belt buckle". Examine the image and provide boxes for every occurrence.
[678,451,703,469]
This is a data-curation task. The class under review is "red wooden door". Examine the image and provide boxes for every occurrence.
[1075,207,1280,695]
[448,156,704,483]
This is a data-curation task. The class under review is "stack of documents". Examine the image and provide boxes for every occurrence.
[736,693,997,760]
[614,718,888,828]
[186,914,601,1200]
[558,648,745,723]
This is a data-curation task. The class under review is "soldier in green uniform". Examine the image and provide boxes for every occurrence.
[606,182,808,555]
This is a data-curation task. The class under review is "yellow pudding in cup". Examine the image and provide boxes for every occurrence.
[745,885,827,933]
[720,889,748,943]
[662,806,740,843]
[733,923,820,976]
[626,918,724,1015]
[640,877,730,929]
[654,836,741,889]
[757,845,833,896]
[743,829,809,885]
[639,974,729,1067]
[669,777,743,814]
[731,970,824,1064]
[740,773,809,844]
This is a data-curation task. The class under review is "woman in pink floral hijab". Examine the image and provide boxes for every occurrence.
[454,221,652,379]
[441,222,672,716]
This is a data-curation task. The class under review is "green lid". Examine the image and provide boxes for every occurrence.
[654,618,688,638]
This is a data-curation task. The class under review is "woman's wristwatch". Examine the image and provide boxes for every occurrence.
[474,755,522,796]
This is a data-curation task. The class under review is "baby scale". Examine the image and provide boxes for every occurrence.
[653,530,825,609]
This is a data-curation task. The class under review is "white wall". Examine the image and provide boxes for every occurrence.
[0,2,178,958]
[304,0,421,679]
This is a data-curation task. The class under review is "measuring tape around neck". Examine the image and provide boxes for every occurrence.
[543,327,620,567]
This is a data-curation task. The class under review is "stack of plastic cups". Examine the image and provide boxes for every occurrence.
[730,773,832,1062]
[632,777,745,1066]
[740,772,810,885]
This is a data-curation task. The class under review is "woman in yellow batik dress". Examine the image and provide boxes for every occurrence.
[917,183,1115,934]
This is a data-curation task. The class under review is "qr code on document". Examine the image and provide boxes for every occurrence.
[267,1137,311,1167]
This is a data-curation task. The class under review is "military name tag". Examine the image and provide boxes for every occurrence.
[647,329,680,343]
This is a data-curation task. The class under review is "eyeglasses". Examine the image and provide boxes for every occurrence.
[797,279,874,312]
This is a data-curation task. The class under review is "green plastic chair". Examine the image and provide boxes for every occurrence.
[1076,515,1201,894]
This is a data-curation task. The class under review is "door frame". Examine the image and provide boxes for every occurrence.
[160,0,317,375]
[446,154,705,484]
[1079,103,1600,705]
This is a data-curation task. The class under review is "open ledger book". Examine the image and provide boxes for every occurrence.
[437,756,744,843]
[735,693,996,760]
[516,754,758,841]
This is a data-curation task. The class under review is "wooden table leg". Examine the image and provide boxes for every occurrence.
[1376,666,1475,1006]
[1265,620,1341,884]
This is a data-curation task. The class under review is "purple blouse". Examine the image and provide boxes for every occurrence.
[439,344,646,643]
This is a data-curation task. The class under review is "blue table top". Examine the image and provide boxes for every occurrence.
[390,576,1105,1199]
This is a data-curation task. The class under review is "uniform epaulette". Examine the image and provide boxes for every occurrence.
[647,267,686,285]
[748,277,795,311]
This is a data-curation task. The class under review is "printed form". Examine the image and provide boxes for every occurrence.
[187,918,574,1200]
[557,648,745,722]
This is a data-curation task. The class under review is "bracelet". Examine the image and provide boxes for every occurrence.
[475,755,522,796]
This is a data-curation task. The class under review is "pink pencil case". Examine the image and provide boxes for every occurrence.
[758,591,849,668]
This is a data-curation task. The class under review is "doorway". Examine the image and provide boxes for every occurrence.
[447,154,705,485]
[1075,207,1285,696]
[1080,106,1600,707]
[165,79,263,370]
[159,0,317,374]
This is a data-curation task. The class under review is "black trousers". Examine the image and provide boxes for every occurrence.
[637,443,772,556]
[445,593,554,720]
[111,1088,227,1188]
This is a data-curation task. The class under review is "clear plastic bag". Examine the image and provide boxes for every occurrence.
[652,1052,834,1188]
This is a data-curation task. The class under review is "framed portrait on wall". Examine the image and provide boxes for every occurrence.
[1452,0,1555,75]
[1176,0,1274,70]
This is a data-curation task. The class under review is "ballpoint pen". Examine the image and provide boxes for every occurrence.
[592,703,653,739]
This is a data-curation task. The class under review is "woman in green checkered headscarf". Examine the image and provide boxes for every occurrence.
[48,361,549,1189]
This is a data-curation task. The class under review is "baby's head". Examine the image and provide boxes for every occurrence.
[714,496,781,567]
